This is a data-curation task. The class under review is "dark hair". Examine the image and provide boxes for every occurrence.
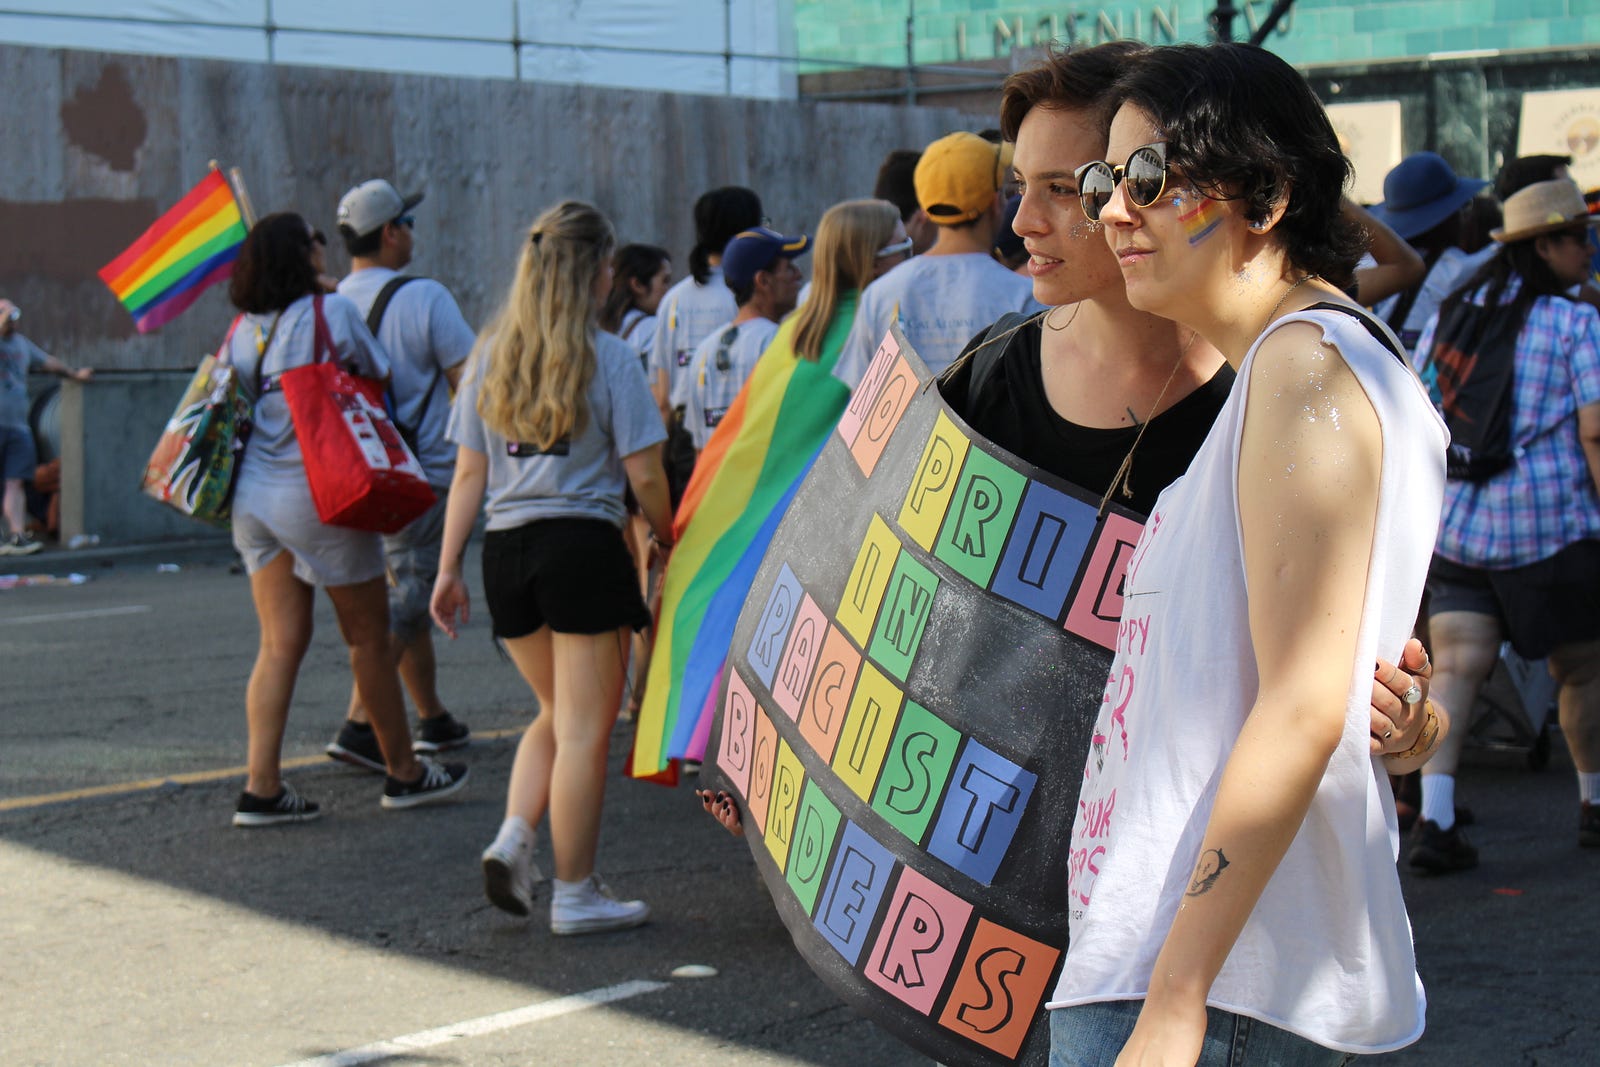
[999,40,1151,142]
[1459,196,1502,255]
[1109,43,1365,282]
[1497,154,1572,202]
[873,149,922,223]
[1442,231,1576,353]
[229,212,320,314]
[598,242,671,334]
[690,186,762,285]
[727,277,756,306]
[341,224,383,258]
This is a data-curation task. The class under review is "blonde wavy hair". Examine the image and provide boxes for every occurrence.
[791,198,900,361]
[474,200,616,449]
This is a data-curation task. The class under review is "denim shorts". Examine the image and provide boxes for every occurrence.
[0,422,36,481]
[381,486,448,641]
[1050,1001,1353,1067]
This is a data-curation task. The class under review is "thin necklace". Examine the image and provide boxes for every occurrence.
[1258,274,1317,339]
[1097,328,1198,517]
[1044,301,1082,332]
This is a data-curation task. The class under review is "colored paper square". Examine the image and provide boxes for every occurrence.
[1064,512,1145,651]
[849,356,918,477]
[938,919,1063,1058]
[865,867,974,1015]
[800,625,862,762]
[772,593,827,722]
[837,514,901,648]
[990,481,1098,622]
[814,821,896,967]
[714,668,759,798]
[870,701,963,846]
[897,411,971,551]
[747,563,804,689]
[933,448,1028,589]
[763,740,807,873]
[831,660,905,803]
[926,741,1038,886]
[837,329,901,447]
[866,549,939,683]
[746,705,782,836]
[785,781,844,917]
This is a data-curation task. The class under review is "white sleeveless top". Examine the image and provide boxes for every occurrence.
[1048,307,1448,1054]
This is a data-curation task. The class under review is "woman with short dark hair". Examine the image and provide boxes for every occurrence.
[226,212,467,826]
[1048,44,1447,1063]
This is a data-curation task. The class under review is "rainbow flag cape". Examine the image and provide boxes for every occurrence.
[628,294,857,780]
[98,169,248,333]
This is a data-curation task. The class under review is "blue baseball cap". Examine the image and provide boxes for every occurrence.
[721,226,811,289]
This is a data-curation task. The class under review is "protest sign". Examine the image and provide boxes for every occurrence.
[705,324,1144,1064]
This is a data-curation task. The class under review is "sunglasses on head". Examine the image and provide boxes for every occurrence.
[875,236,913,259]
[1074,141,1170,223]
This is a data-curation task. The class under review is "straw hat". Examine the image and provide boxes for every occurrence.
[1492,179,1600,243]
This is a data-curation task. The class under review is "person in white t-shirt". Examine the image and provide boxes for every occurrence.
[322,178,479,771]
[648,187,763,502]
[833,131,1043,387]
[599,243,672,367]
[1051,44,1447,1064]
[683,226,809,450]
[432,201,673,936]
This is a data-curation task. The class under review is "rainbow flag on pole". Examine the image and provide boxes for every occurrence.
[628,295,856,781]
[98,169,248,333]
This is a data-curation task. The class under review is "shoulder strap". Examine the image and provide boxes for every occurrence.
[1383,247,1445,333]
[938,310,1040,399]
[1305,301,1407,364]
[620,311,649,342]
[366,275,423,335]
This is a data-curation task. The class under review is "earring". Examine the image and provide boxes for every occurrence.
[1249,219,1266,231]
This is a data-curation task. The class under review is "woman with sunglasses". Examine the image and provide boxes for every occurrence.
[226,212,468,827]
[1407,180,1600,873]
[1042,44,1448,1064]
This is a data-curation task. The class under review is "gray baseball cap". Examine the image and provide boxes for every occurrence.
[336,179,424,237]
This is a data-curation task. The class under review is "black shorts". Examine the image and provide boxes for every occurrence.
[481,517,651,639]
[1427,540,1600,659]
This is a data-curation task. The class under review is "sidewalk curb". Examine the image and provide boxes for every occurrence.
[0,536,238,576]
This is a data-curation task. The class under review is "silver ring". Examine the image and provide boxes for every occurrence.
[1383,728,1394,740]
[1401,683,1423,706]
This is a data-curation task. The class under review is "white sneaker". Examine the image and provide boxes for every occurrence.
[482,838,541,917]
[550,874,649,936]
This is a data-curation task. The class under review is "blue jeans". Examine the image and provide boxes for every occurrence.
[1049,1000,1354,1067]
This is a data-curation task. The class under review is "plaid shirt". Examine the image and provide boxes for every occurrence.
[1415,278,1600,567]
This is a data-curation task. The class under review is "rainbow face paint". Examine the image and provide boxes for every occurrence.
[1178,195,1223,246]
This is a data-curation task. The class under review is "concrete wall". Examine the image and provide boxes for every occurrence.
[3,42,982,543]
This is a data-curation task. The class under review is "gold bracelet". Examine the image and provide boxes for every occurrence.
[1387,700,1440,762]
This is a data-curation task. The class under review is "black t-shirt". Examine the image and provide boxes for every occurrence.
[939,317,1235,517]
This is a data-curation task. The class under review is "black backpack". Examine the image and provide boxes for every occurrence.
[366,275,441,457]
[1421,295,1518,482]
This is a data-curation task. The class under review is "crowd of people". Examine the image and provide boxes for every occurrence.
[8,32,1593,1066]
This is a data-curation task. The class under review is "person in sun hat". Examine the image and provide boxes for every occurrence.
[832,130,1042,387]
[1369,151,1497,355]
[682,226,809,452]
[1410,178,1600,873]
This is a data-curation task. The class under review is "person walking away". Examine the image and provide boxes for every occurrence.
[225,213,468,826]
[0,299,90,555]
[431,201,673,934]
[323,179,477,770]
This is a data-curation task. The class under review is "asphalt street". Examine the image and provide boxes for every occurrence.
[3,542,1597,1065]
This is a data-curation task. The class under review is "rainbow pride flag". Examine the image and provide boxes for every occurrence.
[628,294,857,781]
[98,169,248,333]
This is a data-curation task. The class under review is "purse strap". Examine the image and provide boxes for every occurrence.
[311,293,337,365]
[214,314,245,368]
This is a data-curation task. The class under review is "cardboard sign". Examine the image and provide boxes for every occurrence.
[1326,99,1403,205]
[706,325,1147,1065]
[1518,88,1600,194]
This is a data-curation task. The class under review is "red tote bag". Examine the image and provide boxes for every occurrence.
[278,295,436,533]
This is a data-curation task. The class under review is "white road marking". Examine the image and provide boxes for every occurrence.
[0,604,152,626]
[273,979,671,1067]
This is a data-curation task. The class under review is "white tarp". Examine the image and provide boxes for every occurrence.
[0,0,796,98]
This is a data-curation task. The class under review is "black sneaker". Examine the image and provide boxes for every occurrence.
[381,756,468,810]
[414,711,470,753]
[1581,802,1600,848]
[1408,818,1478,873]
[233,783,321,827]
[0,533,42,556]
[326,720,385,773]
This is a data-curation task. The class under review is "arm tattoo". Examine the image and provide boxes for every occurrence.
[1185,848,1231,897]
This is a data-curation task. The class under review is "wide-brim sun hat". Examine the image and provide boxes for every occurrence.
[1368,152,1489,240]
[1491,178,1600,243]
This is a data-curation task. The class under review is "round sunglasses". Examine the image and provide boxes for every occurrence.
[1074,141,1169,222]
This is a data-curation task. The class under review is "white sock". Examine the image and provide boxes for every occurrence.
[1579,772,1600,804]
[553,876,593,899]
[492,816,535,855]
[1420,774,1456,830]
